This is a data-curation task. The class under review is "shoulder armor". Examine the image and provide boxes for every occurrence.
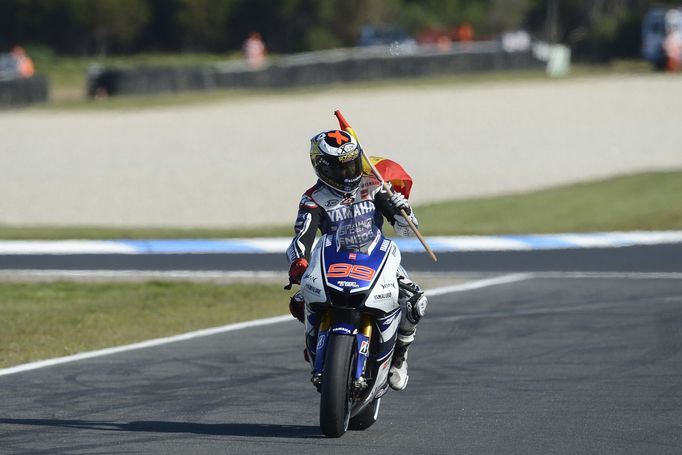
[300,184,321,209]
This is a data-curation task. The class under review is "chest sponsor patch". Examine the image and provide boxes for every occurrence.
[327,200,375,223]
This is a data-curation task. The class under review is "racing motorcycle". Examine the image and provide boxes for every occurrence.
[299,215,403,438]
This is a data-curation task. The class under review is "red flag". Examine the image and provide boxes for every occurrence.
[364,156,413,199]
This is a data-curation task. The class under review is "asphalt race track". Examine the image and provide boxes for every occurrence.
[1,247,682,454]
[2,243,682,273]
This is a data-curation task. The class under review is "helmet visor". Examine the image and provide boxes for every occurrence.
[319,155,363,192]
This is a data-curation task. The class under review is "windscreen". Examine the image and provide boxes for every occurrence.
[335,209,380,254]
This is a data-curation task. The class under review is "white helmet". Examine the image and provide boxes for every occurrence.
[309,130,363,193]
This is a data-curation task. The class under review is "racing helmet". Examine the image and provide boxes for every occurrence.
[310,130,363,193]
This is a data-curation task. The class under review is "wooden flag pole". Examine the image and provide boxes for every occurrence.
[334,109,437,262]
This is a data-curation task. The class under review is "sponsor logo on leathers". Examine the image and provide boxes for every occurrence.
[328,201,374,223]
[305,284,321,295]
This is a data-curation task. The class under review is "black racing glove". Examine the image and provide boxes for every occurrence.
[386,190,411,215]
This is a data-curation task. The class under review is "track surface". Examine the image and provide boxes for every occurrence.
[2,244,682,273]
[2,255,682,453]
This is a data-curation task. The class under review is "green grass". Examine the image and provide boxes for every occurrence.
[0,225,291,241]
[0,281,288,369]
[1,171,680,240]
[417,170,682,235]
[29,50,243,104]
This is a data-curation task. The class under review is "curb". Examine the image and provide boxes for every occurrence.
[1,231,682,255]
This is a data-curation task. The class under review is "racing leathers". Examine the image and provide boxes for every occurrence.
[286,173,427,390]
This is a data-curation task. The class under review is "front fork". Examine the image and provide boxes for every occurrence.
[310,309,373,391]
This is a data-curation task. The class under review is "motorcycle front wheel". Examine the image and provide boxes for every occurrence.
[319,334,355,438]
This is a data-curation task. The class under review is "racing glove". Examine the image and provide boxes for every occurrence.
[386,191,411,215]
[288,257,309,285]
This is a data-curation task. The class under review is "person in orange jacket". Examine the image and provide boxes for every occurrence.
[10,46,34,78]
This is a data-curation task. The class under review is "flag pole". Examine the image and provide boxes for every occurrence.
[334,110,437,262]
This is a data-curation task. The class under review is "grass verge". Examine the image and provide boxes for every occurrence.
[1,170,681,240]
[417,170,682,235]
[0,281,289,369]
[0,225,291,241]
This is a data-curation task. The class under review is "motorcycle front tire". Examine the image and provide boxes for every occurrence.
[320,334,355,438]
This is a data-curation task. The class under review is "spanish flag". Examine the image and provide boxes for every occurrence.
[363,156,413,199]
[333,110,413,199]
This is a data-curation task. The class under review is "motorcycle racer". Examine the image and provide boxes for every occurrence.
[286,129,428,391]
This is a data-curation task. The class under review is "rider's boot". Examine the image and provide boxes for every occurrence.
[389,271,428,391]
[389,329,414,390]
[289,291,305,323]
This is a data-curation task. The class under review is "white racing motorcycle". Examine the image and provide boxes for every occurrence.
[299,215,403,438]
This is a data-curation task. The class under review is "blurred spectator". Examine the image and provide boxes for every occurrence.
[244,32,267,69]
[664,31,682,71]
[417,27,467,47]
[457,23,474,42]
[11,46,34,78]
[663,11,682,72]
[436,35,452,51]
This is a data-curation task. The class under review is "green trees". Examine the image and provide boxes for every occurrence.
[0,0,150,55]
[68,0,151,56]
[174,0,233,51]
[0,0,676,60]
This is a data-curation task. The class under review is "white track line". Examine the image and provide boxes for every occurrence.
[425,273,534,297]
[0,269,284,280]
[0,315,292,377]
[0,274,529,377]
[531,271,682,280]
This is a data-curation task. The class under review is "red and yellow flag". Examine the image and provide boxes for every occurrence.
[333,110,413,199]
[363,156,413,199]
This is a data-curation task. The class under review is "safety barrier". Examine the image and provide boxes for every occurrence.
[87,42,543,97]
[0,76,49,107]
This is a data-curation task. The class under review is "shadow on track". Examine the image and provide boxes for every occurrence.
[0,418,322,439]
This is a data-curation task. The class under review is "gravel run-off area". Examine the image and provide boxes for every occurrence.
[1,74,681,228]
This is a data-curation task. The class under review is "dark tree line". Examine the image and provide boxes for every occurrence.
[0,0,679,59]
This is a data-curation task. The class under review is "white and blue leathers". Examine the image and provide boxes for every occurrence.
[286,173,424,372]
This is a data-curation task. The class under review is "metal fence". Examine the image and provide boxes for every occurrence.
[87,41,544,98]
[0,75,49,108]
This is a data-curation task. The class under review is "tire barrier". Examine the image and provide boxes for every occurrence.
[86,65,219,97]
[0,76,49,107]
[87,42,544,98]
